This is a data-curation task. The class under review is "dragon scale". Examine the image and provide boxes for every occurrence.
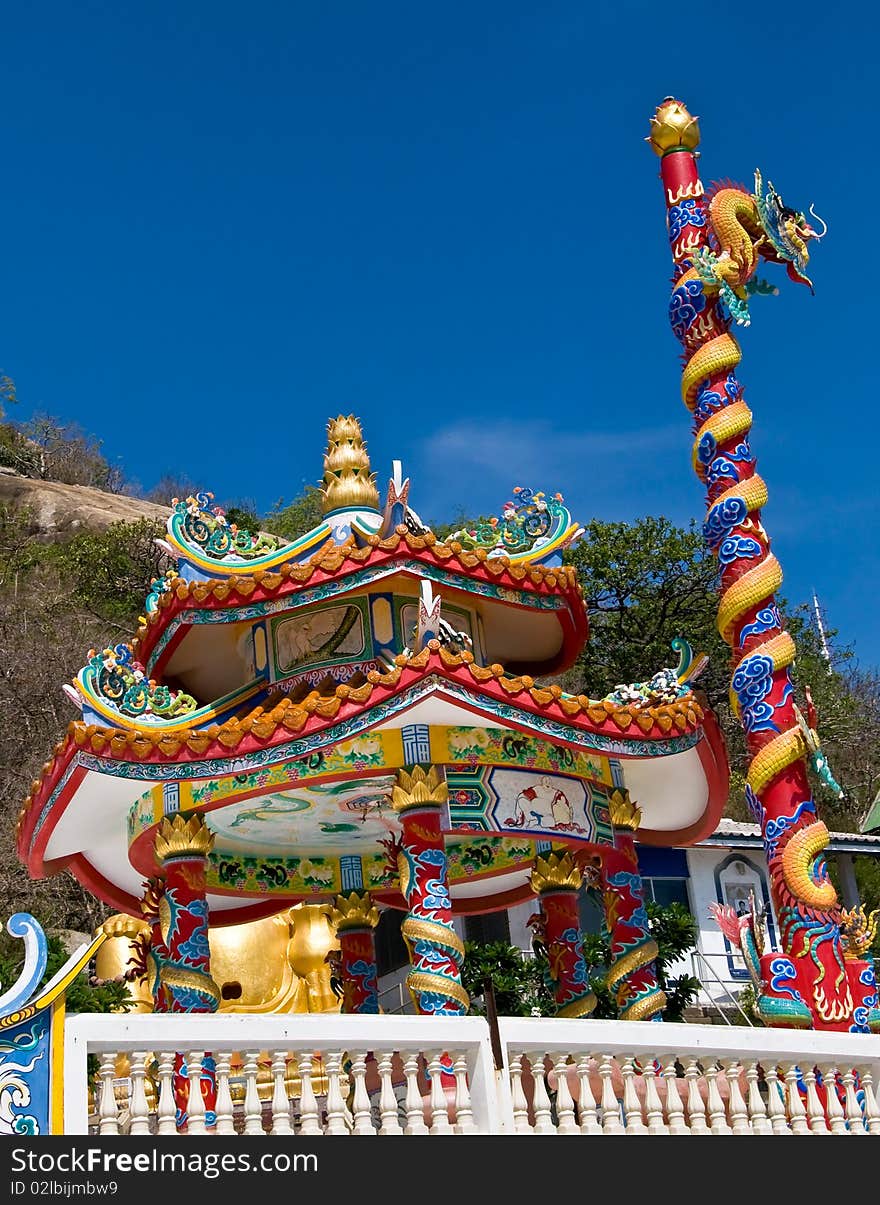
[649,99,856,1030]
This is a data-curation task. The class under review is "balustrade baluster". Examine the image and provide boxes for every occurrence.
[859,1066,880,1135]
[128,1051,150,1136]
[156,1052,176,1136]
[98,1051,120,1136]
[684,1058,710,1135]
[816,1064,846,1134]
[704,1061,730,1134]
[661,1058,688,1135]
[575,1054,601,1135]
[744,1062,771,1135]
[621,1056,646,1133]
[784,1064,809,1135]
[642,1059,667,1135]
[427,1052,453,1134]
[403,1053,428,1135]
[350,1052,375,1135]
[721,1060,749,1135]
[802,1066,829,1134]
[185,1052,207,1135]
[377,1052,403,1135]
[452,1052,476,1134]
[841,1067,865,1135]
[529,1052,555,1134]
[242,1050,264,1135]
[270,1050,293,1135]
[324,1050,348,1135]
[509,1053,532,1134]
[552,1053,577,1134]
[213,1053,235,1135]
[598,1054,623,1135]
[763,1065,790,1134]
[297,1052,322,1136]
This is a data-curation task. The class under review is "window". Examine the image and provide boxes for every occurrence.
[375,908,409,976]
[643,877,692,911]
[463,911,511,946]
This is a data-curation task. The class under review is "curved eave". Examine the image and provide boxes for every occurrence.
[135,531,588,677]
[19,644,718,882]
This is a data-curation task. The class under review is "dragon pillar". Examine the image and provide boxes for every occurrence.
[391,766,469,1015]
[601,791,666,1021]
[529,851,596,1017]
[327,892,381,1014]
[648,98,855,1029]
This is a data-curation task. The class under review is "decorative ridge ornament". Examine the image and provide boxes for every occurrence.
[327,891,380,933]
[840,905,879,961]
[608,789,641,831]
[447,486,583,567]
[321,415,380,514]
[154,813,214,861]
[391,765,448,813]
[530,850,583,893]
[69,643,197,724]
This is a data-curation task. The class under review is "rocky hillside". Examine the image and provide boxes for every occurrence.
[0,467,169,537]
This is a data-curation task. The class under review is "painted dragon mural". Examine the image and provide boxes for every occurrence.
[649,98,875,1031]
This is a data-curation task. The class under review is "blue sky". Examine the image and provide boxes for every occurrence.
[4,4,878,666]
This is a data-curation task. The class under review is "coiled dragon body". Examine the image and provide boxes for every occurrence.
[651,99,856,1030]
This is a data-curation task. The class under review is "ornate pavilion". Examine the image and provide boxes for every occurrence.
[18,416,728,1024]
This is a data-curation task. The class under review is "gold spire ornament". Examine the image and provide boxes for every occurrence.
[647,98,701,157]
[608,789,642,831]
[530,850,583,894]
[327,891,380,932]
[154,812,215,861]
[320,415,380,514]
[391,765,448,813]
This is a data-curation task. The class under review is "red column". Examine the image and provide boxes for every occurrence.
[328,892,380,1014]
[530,852,595,1017]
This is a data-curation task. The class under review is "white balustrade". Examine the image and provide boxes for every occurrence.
[64,1013,880,1137]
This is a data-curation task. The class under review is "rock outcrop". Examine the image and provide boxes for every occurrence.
[0,467,169,537]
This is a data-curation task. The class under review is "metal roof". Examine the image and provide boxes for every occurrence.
[698,816,880,856]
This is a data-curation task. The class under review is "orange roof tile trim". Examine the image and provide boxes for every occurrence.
[18,641,705,844]
[133,528,584,662]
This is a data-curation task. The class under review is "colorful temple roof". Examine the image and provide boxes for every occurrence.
[18,416,728,922]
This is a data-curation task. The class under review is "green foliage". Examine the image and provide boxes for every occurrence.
[40,518,170,623]
[262,486,324,542]
[461,940,556,1017]
[462,900,701,1021]
[0,929,130,1016]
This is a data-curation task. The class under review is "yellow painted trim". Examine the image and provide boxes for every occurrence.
[50,997,65,1134]
[32,934,107,1011]
[78,679,265,734]
[167,524,331,576]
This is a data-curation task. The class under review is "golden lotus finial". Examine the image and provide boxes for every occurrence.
[321,414,380,515]
[391,765,448,813]
[327,891,380,932]
[154,812,214,862]
[531,850,583,894]
[840,904,879,960]
[609,788,641,831]
[647,98,701,157]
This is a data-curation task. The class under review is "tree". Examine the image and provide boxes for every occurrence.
[262,486,324,542]
[460,940,555,1017]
